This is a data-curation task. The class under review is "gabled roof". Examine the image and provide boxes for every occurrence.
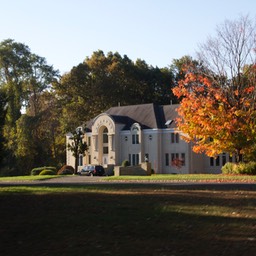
[85,103,179,131]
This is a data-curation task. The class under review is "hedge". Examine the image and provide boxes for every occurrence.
[31,166,57,176]
[39,169,56,175]
[222,161,256,175]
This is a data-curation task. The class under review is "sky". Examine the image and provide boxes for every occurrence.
[1,0,256,74]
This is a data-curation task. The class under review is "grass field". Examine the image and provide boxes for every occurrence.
[1,173,256,182]
[105,174,256,182]
[0,180,255,256]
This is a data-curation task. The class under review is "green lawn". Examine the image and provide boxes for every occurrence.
[0,182,255,256]
[105,173,256,182]
[0,175,60,181]
[1,173,256,183]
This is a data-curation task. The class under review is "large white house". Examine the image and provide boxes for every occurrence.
[66,103,229,174]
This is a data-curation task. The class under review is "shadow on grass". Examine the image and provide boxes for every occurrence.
[0,184,255,256]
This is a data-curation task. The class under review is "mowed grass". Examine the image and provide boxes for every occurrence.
[1,173,256,182]
[104,174,256,182]
[0,175,60,182]
[0,182,256,256]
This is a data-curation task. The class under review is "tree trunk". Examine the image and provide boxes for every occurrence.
[74,154,78,174]
[236,149,243,162]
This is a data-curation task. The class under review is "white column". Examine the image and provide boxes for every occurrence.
[92,135,98,151]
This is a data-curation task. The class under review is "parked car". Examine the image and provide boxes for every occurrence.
[78,165,105,176]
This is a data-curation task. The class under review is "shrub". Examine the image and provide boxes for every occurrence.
[221,162,238,174]
[237,162,256,175]
[39,169,56,175]
[222,161,256,175]
[246,162,256,175]
[57,165,74,175]
[122,159,130,167]
[31,166,56,176]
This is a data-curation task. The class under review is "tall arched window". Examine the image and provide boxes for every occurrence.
[103,127,108,154]
[132,126,139,144]
[103,127,108,143]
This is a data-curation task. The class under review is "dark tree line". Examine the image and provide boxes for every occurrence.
[54,50,178,132]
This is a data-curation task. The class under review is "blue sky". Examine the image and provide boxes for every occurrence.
[1,0,255,74]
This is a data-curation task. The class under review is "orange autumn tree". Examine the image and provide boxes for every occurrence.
[172,15,256,162]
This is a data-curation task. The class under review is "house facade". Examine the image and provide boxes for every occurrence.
[66,103,228,174]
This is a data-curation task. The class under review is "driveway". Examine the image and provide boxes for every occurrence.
[0,175,104,186]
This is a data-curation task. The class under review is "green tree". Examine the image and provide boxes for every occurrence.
[170,55,202,88]
[0,89,7,166]
[0,39,59,175]
[54,50,175,133]
[0,39,31,126]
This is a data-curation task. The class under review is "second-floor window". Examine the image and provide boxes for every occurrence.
[171,132,179,143]
[103,128,108,143]
[132,134,139,144]
[132,125,140,144]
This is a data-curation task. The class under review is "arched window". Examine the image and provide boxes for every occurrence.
[103,127,108,143]
[131,124,140,144]
[103,127,108,154]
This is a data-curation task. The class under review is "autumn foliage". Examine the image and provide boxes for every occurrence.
[172,64,256,161]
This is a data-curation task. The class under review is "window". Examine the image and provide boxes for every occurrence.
[88,137,91,146]
[103,147,109,154]
[131,125,140,144]
[181,153,185,166]
[170,153,184,167]
[103,128,108,143]
[136,154,139,165]
[79,154,83,166]
[171,133,179,143]
[145,153,149,162]
[171,153,179,160]
[210,157,214,166]
[132,154,136,166]
[165,153,169,166]
[222,153,226,166]
[216,156,220,166]
[132,134,139,144]
[210,154,229,167]
[130,154,139,165]
[88,155,91,164]
[176,133,179,143]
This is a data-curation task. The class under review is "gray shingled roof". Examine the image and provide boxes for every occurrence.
[85,103,179,131]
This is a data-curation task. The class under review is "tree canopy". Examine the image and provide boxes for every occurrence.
[173,15,256,161]
[54,50,176,132]
[0,39,61,175]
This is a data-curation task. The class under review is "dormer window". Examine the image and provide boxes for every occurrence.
[165,120,173,126]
